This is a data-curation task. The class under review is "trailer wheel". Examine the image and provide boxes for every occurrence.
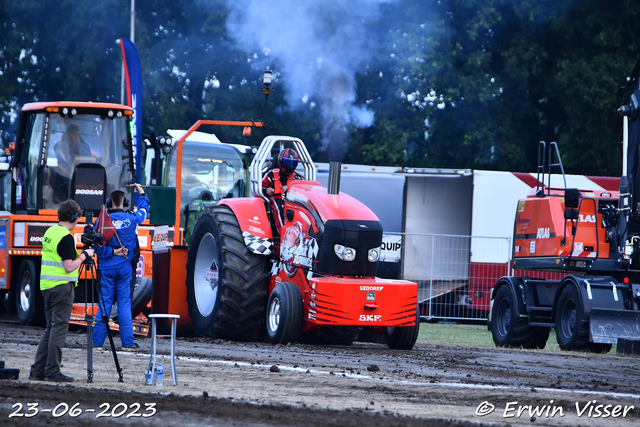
[383,306,420,350]
[266,281,302,345]
[186,205,270,339]
[555,285,611,353]
[491,285,549,349]
[16,259,45,326]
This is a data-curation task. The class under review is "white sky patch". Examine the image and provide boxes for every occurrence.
[205,76,221,89]
[172,65,187,79]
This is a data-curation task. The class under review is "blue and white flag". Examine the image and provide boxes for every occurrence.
[118,38,143,183]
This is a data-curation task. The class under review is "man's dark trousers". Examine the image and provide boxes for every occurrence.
[30,282,74,377]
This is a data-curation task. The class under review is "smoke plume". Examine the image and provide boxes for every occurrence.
[224,0,392,160]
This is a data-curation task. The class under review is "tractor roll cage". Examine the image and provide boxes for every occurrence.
[250,136,316,200]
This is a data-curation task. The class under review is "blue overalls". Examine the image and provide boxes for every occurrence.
[92,196,149,347]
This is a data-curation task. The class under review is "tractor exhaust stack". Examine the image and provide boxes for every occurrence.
[328,161,341,195]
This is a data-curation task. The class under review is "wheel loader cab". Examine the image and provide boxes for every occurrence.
[12,102,135,213]
[163,135,247,237]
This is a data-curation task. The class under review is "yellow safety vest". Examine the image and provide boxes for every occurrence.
[40,224,79,290]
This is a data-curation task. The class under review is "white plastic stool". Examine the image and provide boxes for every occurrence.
[147,314,180,386]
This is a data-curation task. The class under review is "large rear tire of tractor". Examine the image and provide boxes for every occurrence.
[266,281,302,345]
[491,285,549,349]
[383,306,420,350]
[555,285,611,353]
[16,259,45,326]
[186,205,270,339]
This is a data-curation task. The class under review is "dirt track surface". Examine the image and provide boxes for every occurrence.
[1,315,640,426]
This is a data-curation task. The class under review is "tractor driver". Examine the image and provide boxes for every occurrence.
[262,148,299,235]
[52,124,92,201]
[54,124,92,176]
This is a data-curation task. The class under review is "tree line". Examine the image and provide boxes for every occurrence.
[1,0,639,176]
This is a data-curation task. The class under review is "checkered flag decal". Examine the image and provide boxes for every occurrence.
[309,238,319,259]
[243,232,273,256]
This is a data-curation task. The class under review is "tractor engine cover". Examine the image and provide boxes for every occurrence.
[315,219,382,277]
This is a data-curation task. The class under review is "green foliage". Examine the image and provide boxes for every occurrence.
[0,0,638,175]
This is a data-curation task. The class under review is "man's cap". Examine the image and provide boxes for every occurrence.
[67,124,80,132]
[111,189,125,197]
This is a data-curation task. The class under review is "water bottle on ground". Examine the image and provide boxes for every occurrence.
[156,363,163,386]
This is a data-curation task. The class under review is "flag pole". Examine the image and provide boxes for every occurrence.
[100,207,125,250]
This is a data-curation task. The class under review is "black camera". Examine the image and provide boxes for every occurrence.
[81,223,103,248]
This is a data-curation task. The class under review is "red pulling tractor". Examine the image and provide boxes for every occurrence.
[181,136,420,349]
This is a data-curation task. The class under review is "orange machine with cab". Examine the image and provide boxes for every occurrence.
[0,101,158,331]
[489,105,640,354]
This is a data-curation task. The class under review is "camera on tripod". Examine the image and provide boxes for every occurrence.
[80,228,103,248]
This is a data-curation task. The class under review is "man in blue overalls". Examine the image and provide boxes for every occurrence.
[93,184,149,350]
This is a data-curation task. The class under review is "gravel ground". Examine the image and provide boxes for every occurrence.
[1,314,639,426]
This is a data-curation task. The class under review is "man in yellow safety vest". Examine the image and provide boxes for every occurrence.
[29,200,95,382]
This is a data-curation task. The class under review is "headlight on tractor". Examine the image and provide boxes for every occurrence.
[368,247,380,262]
[334,244,356,261]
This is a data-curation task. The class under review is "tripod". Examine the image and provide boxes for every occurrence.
[80,253,123,383]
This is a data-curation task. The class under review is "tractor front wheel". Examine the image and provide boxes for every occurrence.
[383,306,420,350]
[186,205,270,339]
[266,281,302,345]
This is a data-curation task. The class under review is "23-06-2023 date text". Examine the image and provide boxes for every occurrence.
[8,402,157,419]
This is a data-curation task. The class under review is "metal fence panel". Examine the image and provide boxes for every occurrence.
[385,233,511,322]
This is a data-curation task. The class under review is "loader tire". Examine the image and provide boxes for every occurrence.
[16,259,45,326]
[491,284,549,349]
[186,205,270,339]
[266,281,302,345]
[383,306,420,350]
[555,285,611,353]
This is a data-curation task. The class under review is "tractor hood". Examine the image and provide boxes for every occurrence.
[286,181,380,223]
[286,180,382,277]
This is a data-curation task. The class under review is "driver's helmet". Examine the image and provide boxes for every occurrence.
[278,148,299,173]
